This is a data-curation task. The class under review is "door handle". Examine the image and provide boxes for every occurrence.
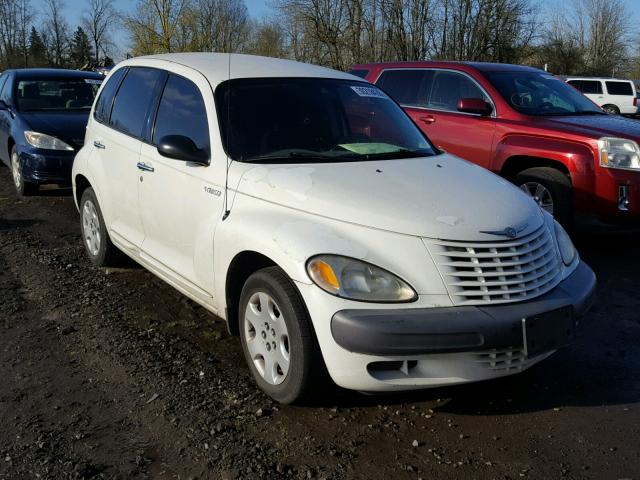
[93,140,105,149]
[136,162,154,172]
[419,115,436,125]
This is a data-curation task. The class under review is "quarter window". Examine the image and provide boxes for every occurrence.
[605,81,633,96]
[94,67,126,124]
[0,73,13,104]
[376,70,433,107]
[153,74,209,151]
[110,67,164,138]
[428,71,489,112]
[567,80,603,95]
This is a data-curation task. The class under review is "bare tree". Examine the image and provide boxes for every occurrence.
[123,0,190,54]
[44,0,69,66]
[0,0,33,68]
[195,0,250,52]
[82,0,118,63]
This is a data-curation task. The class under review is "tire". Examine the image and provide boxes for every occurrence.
[79,187,123,267]
[239,266,328,404]
[602,104,620,115]
[514,167,573,227]
[11,146,39,196]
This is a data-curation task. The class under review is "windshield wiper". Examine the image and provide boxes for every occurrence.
[360,149,430,160]
[243,151,335,163]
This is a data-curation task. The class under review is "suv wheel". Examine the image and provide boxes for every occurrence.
[239,266,327,404]
[11,146,38,196]
[514,167,572,227]
[602,104,620,115]
[80,187,123,267]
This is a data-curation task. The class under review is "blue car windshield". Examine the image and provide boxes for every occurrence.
[16,77,103,112]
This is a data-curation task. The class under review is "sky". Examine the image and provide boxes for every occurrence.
[38,0,640,61]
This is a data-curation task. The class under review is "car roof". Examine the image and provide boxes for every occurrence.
[8,68,104,80]
[350,60,545,74]
[120,53,361,85]
[565,76,633,82]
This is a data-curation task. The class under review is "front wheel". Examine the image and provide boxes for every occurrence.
[514,167,573,227]
[11,146,38,196]
[602,104,620,115]
[239,266,327,404]
[79,187,123,267]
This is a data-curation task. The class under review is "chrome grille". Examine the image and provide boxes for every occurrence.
[426,225,562,306]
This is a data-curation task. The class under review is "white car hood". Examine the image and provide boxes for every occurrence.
[234,153,544,240]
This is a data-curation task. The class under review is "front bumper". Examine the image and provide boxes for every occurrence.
[314,261,595,391]
[331,261,595,356]
[18,147,75,185]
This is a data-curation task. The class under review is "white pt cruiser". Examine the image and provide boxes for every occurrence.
[72,53,596,403]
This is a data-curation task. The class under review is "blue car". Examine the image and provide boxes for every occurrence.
[0,69,103,195]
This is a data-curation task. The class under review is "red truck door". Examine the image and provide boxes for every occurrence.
[375,68,496,170]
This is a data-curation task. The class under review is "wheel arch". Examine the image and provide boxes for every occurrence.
[224,250,279,336]
[74,174,92,209]
[500,155,571,182]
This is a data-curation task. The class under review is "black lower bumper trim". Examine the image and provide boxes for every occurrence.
[330,261,596,356]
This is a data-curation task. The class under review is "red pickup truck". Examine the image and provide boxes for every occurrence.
[350,61,640,227]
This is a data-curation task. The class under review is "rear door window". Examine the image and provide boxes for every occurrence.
[605,81,633,96]
[110,67,165,138]
[375,69,434,107]
[153,74,209,151]
[428,71,490,112]
[567,80,602,94]
[94,67,127,124]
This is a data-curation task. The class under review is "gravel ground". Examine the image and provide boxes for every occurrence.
[0,167,639,480]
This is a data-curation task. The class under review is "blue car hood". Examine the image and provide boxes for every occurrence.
[21,111,90,149]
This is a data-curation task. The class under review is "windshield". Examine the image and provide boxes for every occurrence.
[215,78,437,163]
[16,77,102,112]
[486,71,604,116]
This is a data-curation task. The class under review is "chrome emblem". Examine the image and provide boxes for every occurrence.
[480,223,528,238]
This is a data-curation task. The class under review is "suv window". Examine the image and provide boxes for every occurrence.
[153,74,209,151]
[428,71,489,112]
[605,81,633,96]
[376,70,433,107]
[110,67,165,138]
[94,67,127,124]
[567,80,603,95]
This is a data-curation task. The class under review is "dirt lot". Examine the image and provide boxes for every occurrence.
[0,167,639,480]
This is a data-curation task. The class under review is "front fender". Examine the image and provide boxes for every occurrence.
[213,193,447,314]
[494,134,596,180]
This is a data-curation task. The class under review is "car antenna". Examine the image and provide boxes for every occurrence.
[222,51,232,221]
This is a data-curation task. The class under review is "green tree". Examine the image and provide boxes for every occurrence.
[28,27,47,67]
[69,26,93,68]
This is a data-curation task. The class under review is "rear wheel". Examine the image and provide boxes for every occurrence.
[80,187,123,267]
[11,146,38,196]
[602,104,620,115]
[239,266,328,404]
[514,167,572,227]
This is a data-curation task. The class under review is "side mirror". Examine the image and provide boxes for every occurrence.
[157,135,209,165]
[457,98,493,116]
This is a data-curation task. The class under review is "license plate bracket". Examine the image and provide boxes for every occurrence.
[523,306,575,358]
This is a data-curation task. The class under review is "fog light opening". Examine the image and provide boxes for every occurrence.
[618,185,631,211]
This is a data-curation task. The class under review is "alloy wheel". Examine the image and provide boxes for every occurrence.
[11,150,22,190]
[243,291,291,385]
[520,181,554,215]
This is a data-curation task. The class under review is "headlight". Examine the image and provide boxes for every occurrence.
[554,220,576,266]
[598,137,640,170]
[24,131,74,151]
[306,255,417,302]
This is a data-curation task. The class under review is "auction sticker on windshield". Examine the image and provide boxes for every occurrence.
[351,85,388,99]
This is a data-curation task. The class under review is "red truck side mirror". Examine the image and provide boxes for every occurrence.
[458,98,493,116]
